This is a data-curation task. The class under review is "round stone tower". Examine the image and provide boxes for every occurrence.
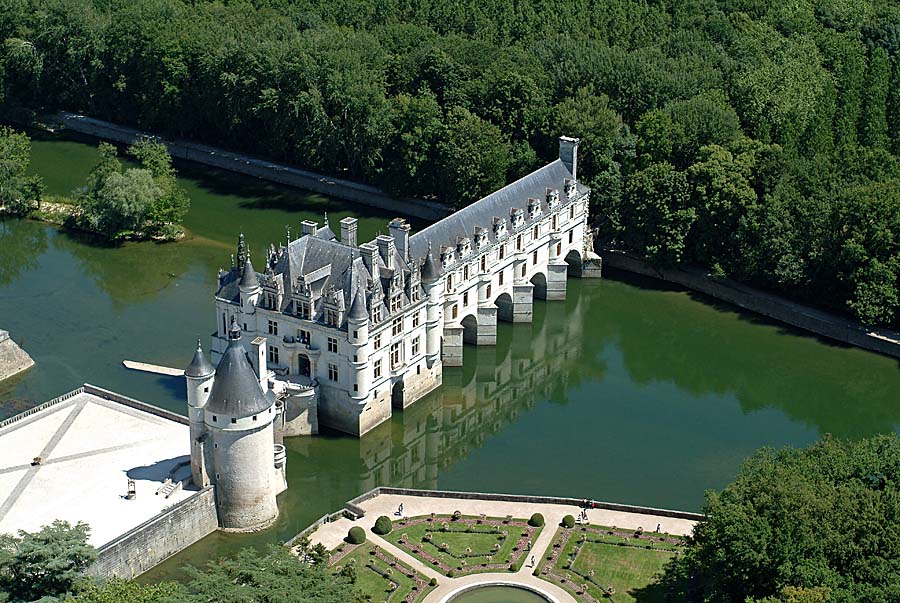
[184,340,215,487]
[421,245,443,368]
[347,287,370,400]
[204,320,279,531]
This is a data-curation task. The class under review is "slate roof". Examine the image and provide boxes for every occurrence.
[185,341,215,378]
[206,335,272,417]
[408,159,588,261]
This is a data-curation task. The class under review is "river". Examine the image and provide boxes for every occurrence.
[1,129,899,579]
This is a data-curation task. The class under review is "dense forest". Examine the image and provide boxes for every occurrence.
[1,1,900,326]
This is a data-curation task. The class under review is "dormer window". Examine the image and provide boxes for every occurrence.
[296,300,310,319]
[325,308,338,326]
[527,198,541,220]
[390,294,402,313]
[546,188,559,208]
[564,178,576,198]
[511,209,524,229]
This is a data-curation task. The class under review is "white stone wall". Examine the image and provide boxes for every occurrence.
[209,417,279,531]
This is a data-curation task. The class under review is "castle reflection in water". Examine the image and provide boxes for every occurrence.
[322,286,595,493]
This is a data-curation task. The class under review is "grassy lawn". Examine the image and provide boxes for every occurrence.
[574,542,674,603]
[385,516,539,575]
[332,542,434,603]
[538,526,682,603]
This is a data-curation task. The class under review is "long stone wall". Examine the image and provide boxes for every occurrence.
[54,113,452,222]
[90,486,219,579]
[602,250,900,360]
[0,329,34,383]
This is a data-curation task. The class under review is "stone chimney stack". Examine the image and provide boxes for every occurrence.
[251,336,268,391]
[301,220,318,238]
[340,217,358,247]
[376,234,395,270]
[360,242,377,273]
[388,218,410,261]
[559,136,580,181]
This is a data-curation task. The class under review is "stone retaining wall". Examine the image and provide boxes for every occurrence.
[601,250,900,360]
[89,486,219,578]
[329,487,705,526]
[55,113,452,222]
[0,329,34,383]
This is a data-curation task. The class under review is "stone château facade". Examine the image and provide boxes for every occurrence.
[211,137,599,436]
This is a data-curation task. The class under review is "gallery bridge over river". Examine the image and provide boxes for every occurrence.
[211,137,601,437]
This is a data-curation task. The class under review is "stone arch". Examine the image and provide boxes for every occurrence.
[495,292,514,322]
[391,379,405,408]
[460,314,479,345]
[564,248,583,276]
[530,271,548,300]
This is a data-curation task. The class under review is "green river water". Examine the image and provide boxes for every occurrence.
[1,129,899,579]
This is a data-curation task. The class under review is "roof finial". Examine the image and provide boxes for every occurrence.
[286,225,291,245]
[196,338,202,351]
[229,316,241,340]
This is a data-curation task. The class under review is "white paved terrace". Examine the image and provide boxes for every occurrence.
[0,391,194,547]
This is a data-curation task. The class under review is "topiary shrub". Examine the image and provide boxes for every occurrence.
[429,577,438,586]
[372,515,393,535]
[562,514,576,528]
[529,513,545,527]
[347,526,366,544]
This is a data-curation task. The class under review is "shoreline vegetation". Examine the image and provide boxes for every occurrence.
[3,0,900,329]
[0,126,188,244]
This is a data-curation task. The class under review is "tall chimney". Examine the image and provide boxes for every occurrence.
[359,242,377,273]
[388,218,410,261]
[340,217,358,247]
[251,336,268,391]
[301,220,318,237]
[376,234,395,270]
[559,136,580,181]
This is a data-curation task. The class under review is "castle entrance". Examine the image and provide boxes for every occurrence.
[297,354,311,378]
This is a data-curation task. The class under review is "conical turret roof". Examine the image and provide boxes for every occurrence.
[421,244,442,283]
[239,257,259,289]
[348,287,368,321]
[184,339,214,378]
[205,325,271,418]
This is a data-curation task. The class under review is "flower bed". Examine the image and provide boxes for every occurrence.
[385,514,541,577]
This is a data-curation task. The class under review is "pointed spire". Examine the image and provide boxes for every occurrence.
[239,254,259,290]
[237,233,246,267]
[348,287,368,321]
[185,338,215,378]
[421,242,442,283]
[228,316,242,340]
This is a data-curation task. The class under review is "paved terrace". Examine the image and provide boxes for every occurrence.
[306,491,699,603]
[0,388,193,546]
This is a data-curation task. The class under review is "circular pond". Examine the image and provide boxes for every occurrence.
[449,585,552,603]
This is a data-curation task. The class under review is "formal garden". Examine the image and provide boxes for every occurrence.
[380,512,544,577]
[329,536,437,603]
[537,518,685,603]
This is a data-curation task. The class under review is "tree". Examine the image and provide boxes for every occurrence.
[686,143,760,270]
[436,106,511,208]
[379,90,443,196]
[0,520,96,602]
[127,139,189,233]
[0,127,42,216]
[860,46,890,149]
[621,162,695,264]
[81,169,162,239]
[177,546,365,603]
[672,435,900,602]
[69,578,181,603]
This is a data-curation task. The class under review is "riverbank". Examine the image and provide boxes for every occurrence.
[50,112,452,222]
[601,249,900,361]
[0,330,34,382]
